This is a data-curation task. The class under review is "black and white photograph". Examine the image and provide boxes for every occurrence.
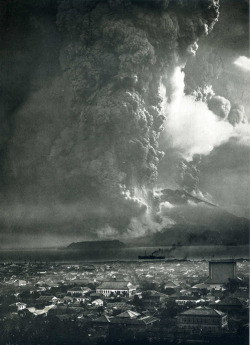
[0,0,249,344]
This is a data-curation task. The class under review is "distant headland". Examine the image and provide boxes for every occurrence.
[66,240,125,250]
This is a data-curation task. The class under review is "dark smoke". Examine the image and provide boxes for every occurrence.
[173,0,249,195]
[0,0,220,244]
[54,0,219,206]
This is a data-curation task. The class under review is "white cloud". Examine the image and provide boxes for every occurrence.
[234,56,250,71]
[160,201,174,209]
[161,67,248,160]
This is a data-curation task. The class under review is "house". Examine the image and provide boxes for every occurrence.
[61,296,74,304]
[164,281,180,291]
[90,293,102,301]
[17,280,27,286]
[92,299,104,306]
[177,306,228,333]
[210,296,247,315]
[82,265,95,271]
[50,296,60,304]
[36,295,54,305]
[92,314,159,330]
[67,287,90,296]
[96,281,135,297]
[76,297,86,302]
[110,314,159,328]
[106,302,130,312]
[140,315,160,326]
[192,282,226,293]
[175,295,200,306]
[116,310,140,319]
[16,302,27,311]
[67,278,90,286]
[142,290,168,305]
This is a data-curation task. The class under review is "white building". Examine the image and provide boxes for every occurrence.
[92,299,104,306]
[177,306,228,333]
[67,287,90,296]
[96,281,135,297]
[16,302,27,311]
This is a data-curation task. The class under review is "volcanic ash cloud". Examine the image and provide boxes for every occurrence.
[3,0,221,239]
[54,0,220,225]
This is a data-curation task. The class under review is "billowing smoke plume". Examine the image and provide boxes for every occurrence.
[228,104,247,126]
[7,0,250,246]
[159,64,249,200]
[53,0,222,236]
[207,95,231,119]
[157,0,249,200]
[162,66,236,159]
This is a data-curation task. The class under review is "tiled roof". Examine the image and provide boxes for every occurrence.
[107,302,130,310]
[217,297,246,306]
[36,295,53,301]
[93,315,111,323]
[176,296,198,300]
[116,310,140,319]
[180,306,225,317]
[140,316,159,325]
[68,287,84,291]
[97,281,130,289]
[110,318,143,325]
[144,290,167,297]
[164,281,179,288]
[192,283,208,289]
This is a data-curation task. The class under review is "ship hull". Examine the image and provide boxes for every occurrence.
[138,255,165,260]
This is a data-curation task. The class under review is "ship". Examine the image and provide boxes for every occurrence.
[138,249,165,260]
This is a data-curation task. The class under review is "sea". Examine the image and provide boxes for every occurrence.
[0,245,248,263]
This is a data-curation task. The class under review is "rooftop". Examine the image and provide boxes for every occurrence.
[217,297,247,307]
[97,281,130,290]
[180,306,226,317]
[116,310,140,319]
[209,260,236,263]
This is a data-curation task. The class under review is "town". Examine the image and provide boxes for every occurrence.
[0,259,248,345]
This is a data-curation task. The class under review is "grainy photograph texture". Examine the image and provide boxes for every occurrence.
[0,0,249,344]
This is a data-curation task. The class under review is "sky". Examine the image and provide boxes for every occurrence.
[0,0,249,248]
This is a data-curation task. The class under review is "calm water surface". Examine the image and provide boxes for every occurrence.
[0,245,248,262]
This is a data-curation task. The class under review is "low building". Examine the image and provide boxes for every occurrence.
[175,295,200,305]
[90,293,102,301]
[16,302,27,311]
[67,287,90,296]
[92,299,104,306]
[142,290,168,305]
[96,281,135,297]
[36,295,54,305]
[210,296,247,315]
[92,313,159,330]
[116,310,140,319]
[164,281,180,291]
[106,302,130,312]
[177,306,228,333]
[76,297,86,302]
[17,280,27,286]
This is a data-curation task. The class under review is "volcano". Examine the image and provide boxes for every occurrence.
[132,189,249,246]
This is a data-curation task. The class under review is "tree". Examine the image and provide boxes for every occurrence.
[226,278,240,293]
[97,306,104,316]
[164,300,184,318]
[133,294,143,308]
